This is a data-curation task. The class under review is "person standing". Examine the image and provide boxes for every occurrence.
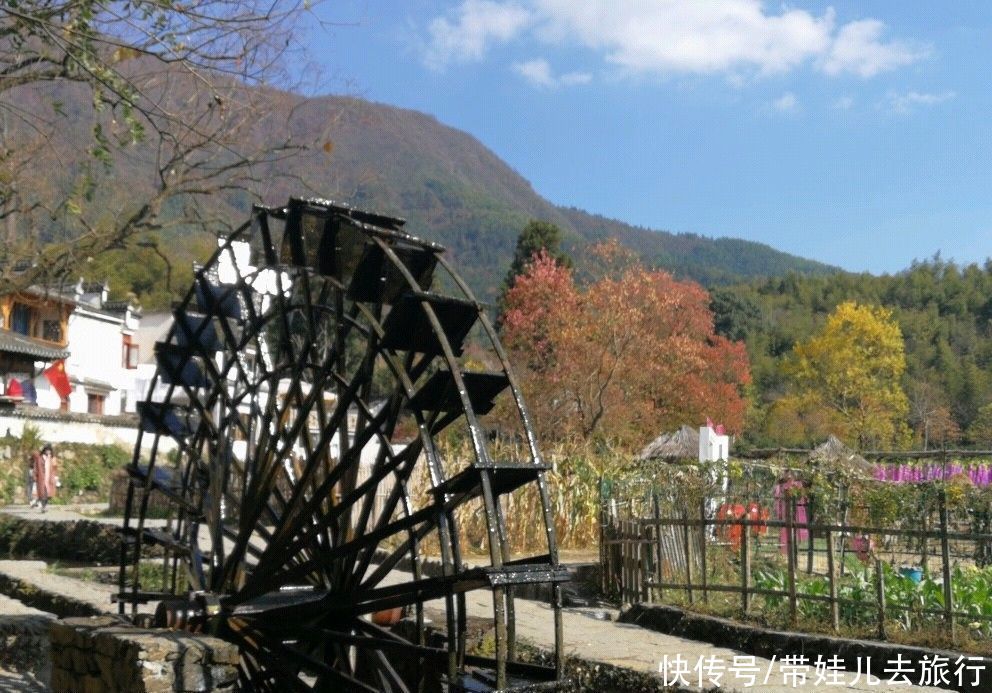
[32,444,59,513]
[26,455,37,507]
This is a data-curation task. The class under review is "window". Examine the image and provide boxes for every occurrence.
[87,393,105,415]
[42,320,62,342]
[122,335,139,369]
[11,304,30,335]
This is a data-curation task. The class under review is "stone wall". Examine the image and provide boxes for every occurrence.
[0,406,176,452]
[50,616,239,692]
[0,514,126,564]
[108,469,171,516]
[0,614,54,676]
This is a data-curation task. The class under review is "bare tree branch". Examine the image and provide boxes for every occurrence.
[0,0,325,292]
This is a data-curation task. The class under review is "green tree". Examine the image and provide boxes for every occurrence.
[500,220,571,301]
[967,403,992,448]
[710,289,761,342]
[786,301,910,448]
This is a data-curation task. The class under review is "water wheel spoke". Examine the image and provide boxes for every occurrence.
[233,618,377,692]
[253,430,419,585]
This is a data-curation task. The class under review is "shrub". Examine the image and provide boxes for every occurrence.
[0,427,130,504]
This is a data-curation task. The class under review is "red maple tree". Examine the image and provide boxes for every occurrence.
[501,245,750,449]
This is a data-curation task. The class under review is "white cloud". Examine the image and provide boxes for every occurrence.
[514,58,591,87]
[833,95,855,110]
[886,90,956,114]
[821,19,927,77]
[772,92,798,112]
[559,71,593,86]
[533,1,832,76]
[514,58,555,87]
[423,1,929,81]
[424,0,532,69]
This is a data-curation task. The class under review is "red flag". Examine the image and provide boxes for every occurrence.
[6,378,22,398]
[705,416,714,429]
[44,360,72,399]
[715,423,726,435]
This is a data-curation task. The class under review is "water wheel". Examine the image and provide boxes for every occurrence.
[117,198,566,691]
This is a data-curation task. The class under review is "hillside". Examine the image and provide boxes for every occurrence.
[278,96,838,299]
[9,79,838,304]
[713,259,992,445]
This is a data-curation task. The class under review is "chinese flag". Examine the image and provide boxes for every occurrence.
[44,360,72,399]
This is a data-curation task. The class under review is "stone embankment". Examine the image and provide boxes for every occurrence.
[50,616,239,692]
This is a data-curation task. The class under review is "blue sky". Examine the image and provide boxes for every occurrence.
[311,2,991,274]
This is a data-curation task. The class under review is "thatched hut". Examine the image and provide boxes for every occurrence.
[637,425,699,462]
[808,434,871,475]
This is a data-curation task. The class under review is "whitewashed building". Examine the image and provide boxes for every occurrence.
[699,423,730,462]
[30,281,141,416]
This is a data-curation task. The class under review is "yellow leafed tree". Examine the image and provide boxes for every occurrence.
[785,301,910,449]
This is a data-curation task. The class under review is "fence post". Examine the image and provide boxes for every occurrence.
[617,519,627,602]
[653,493,665,602]
[644,522,654,603]
[599,477,606,595]
[682,507,694,605]
[632,521,639,604]
[785,497,798,626]
[939,489,955,644]
[633,520,640,603]
[635,521,641,603]
[875,557,887,640]
[825,524,839,632]
[740,515,751,615]
[623,519,631,604]
[699,498,709,605]
[839,490,850,578]
[640,520,649,603]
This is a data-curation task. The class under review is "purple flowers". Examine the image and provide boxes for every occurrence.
[873,462,992,486]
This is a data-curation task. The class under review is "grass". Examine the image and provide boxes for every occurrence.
[50,560,171,590]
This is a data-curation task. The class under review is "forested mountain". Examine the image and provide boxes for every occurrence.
[712,257,992,445]
[13,84,838,306]
[277,97,838,299]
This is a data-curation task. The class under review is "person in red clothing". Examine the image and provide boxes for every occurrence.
[32,444,59,512]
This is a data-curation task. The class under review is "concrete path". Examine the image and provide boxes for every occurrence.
[0,505,958,691]
[416,582,955,692]
[0,560,116,614]
[2,502,125,525]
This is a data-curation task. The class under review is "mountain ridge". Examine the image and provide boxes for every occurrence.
[281,95,839,299]
[8,76,841,303]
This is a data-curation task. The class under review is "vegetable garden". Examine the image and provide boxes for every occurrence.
[601,450,992,652]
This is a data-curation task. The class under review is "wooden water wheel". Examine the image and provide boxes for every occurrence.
[117,198,566,691]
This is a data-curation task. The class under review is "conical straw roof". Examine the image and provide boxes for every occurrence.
[638,425,699,461]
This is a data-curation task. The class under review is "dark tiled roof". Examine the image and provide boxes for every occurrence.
[75,377,115,392]
[0,329,70,360]
[0,403,137,427]
[102,300,133,313]
[80,281,108,293]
